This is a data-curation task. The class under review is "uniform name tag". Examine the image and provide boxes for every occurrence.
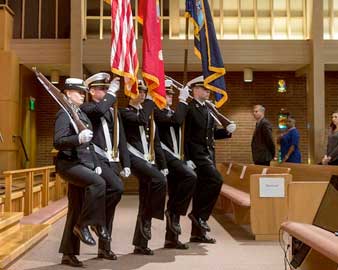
[259,177,285,198]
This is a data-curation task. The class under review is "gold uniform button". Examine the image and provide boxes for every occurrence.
[86,124,89,127]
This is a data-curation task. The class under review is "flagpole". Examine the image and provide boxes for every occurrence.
[112,75,122,160]
[149,111,155,162]
[180,16,189,160]
[183,17,189,84]
[112,101,119,159]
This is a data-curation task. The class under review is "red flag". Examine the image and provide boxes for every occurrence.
[138,0,166,109]
[110,0,139,98]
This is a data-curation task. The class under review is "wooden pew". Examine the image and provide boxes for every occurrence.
[274,162,338,182]
[216,162,246,214]
[264,166,290,174]
[216,162,292,239]
[279,179,335,269]
[281,222,338,270]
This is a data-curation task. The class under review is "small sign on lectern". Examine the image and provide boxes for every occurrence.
[259,177,285,198]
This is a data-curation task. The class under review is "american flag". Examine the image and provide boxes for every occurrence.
[109,0,139,98]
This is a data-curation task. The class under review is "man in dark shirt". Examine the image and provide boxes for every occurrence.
[81,73,130,260]
[120,81,167,255]
[184,76,235,244]
[251,104,275,166]
[154,79,197,249]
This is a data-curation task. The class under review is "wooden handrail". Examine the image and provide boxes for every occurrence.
[3,165,55,175]
[4,165,56,215]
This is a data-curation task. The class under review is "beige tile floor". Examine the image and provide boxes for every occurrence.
[8,195,285,270]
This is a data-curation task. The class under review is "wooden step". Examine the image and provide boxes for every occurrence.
[0,224,50,268]
[21,197,68,225]
[0,212,23,232]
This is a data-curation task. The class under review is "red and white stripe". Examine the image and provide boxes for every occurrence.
[111,0,138,95]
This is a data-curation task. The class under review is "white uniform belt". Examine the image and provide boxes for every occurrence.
[160,142,180,159]
[127,143,154,164]
[93,144,119,162]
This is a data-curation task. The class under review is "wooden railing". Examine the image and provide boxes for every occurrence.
[2,166,66,215]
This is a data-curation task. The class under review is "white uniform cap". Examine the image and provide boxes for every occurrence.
[85,72,111,88]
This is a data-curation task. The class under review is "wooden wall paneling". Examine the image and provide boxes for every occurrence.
[8,0,22,38]
[24,0,39,38]
[58,0,70,38]
[0,6,14,50]
[41,0,56,38]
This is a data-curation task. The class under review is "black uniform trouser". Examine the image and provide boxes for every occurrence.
[165,158,197,242]
[130,155,166,248]
[59,184,83,255]
[191,163,223,237]
[97,159,124,251]
[57,160,106,255]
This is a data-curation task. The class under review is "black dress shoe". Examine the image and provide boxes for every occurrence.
[164,240,189,249]
[73,225,96,246]
[190,234,216,244]
[91,225,111,241]
[188,213,210,232]
[165,210,182,235]
[133,246,154,255]
[98,249,117,260]
[139,218,151,240]
[61,254,83,267]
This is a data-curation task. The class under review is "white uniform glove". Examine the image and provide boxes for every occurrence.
[161,169,169,176]
[78,129,93,144]
[179,86,190,102]
[107,77,120,96]
[186,160,196,170]
[226,122,237,133]
[95,167,102,175]
[120,167,131,178]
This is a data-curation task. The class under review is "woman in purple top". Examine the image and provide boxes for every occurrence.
[322,111,338,165]
[278,116,301,163]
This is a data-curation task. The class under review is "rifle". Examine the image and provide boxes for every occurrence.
[32,67,87,133]
[165,75,233,129]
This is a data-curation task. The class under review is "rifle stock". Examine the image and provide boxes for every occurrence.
[32,67,87,133]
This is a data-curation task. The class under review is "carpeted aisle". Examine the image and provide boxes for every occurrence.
[8,195,284,270]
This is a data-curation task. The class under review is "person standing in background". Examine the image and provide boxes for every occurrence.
[322,111,338,165]
[278,116,301,163]
[251,104,275,166]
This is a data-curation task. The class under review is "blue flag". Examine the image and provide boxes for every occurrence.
[186,0,228,108]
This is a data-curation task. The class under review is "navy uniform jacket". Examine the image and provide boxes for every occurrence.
[184,99,231,166]
[81,94,130,168]
[154,102,188,163]
[54,108,99,170]
[120,99,167,170]
[251,117,275,163]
